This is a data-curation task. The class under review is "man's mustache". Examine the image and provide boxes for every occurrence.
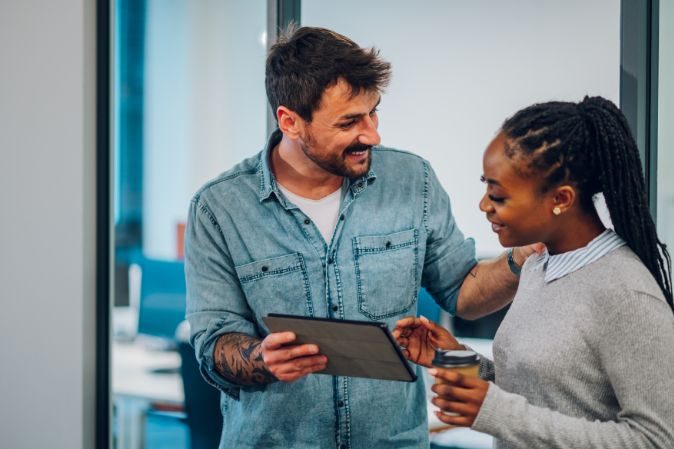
[344,143,372,154]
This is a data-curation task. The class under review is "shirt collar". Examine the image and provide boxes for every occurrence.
[257,129,377,202]
[528,229,626,283]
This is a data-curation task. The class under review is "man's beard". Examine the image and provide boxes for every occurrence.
[300,135,372,180]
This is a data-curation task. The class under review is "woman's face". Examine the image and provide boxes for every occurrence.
[479,132,558,248]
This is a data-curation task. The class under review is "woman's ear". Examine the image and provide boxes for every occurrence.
[552,185,576,215]
[277,106,303,139]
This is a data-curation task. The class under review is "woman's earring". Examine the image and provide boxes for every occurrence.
[553,207,561,216]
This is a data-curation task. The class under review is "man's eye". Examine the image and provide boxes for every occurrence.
[489,195,505,203]
[339,121,356,129]
[369,108,378,115]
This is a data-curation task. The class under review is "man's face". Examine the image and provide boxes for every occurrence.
[298,79,381,179]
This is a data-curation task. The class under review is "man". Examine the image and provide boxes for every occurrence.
[185,26,531,449]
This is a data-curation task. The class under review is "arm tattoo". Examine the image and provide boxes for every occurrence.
[214,333,277,386]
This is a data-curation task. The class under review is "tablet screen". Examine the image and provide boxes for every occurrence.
[263,314,417,382]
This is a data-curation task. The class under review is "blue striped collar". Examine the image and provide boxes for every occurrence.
[529,229,626,283]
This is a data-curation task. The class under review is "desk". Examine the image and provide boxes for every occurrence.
[113,338,493,449]
[113,340,183,449]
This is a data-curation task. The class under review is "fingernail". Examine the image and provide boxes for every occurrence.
[419,315,429,323]
[428,368,437,376]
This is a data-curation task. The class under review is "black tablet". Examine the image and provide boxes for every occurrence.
[263,313,417,382]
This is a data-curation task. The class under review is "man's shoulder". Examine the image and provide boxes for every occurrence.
[372,146,428,171]
[192,152,262,204]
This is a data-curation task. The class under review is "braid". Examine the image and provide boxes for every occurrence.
[502,96,673,312]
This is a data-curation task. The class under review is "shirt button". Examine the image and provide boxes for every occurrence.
[261,266,268,272]
[385,241,391,249]
[340,444,347,449]
[328,258,333,264]
[304,218,310,225]
[337,400,344,407]
[339,214,345,221]
[331,305,339,312]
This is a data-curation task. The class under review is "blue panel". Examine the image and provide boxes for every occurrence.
[417,288,441,323]
[137,258,186,340]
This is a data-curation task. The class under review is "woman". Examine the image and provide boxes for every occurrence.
[395,96,674,448]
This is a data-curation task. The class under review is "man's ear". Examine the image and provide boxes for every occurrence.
[277,106,304,139]
[552,185,576,214]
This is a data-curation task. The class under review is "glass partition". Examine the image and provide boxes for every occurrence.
[111,2,267,448]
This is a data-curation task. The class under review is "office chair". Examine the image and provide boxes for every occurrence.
[417,287,442,323]
[135,257,187,342]
[177,341,223,449]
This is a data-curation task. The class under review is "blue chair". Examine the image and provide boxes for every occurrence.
[417,287,442,323]
[136,257,187,341]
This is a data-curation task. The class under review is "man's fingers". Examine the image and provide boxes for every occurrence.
[261,332,297,350]
[272,355,327,381]
[263,343,320,365]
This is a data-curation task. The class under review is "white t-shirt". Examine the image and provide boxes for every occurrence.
[278,183,343,244]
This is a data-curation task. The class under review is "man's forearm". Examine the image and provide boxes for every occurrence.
[213,333,277,386]
[455,251,519,320]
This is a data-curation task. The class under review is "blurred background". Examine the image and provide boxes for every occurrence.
[107,1,674,449]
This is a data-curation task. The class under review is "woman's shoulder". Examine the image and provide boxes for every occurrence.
[585,245,668,310]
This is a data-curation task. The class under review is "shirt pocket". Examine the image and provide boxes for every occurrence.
[353,228,419,320]
[235,252,313,322]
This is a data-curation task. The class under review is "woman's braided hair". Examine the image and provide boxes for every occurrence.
[502,96,673,312]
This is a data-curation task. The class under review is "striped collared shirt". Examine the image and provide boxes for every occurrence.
[529,229,626,283]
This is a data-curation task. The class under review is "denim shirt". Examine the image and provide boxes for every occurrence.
[185,130,477,449]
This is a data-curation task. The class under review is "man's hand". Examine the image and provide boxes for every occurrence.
[429,368,489,427]
[392,316,462,367]
[261,332,328,382]
[512,242,546,267]
[455,242,546,319]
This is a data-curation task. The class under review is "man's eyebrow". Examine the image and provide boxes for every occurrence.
[338,97,381,121]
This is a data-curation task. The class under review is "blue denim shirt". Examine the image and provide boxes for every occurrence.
[185,130,477,449]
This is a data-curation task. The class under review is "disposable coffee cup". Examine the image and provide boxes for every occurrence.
[431,349,480,419]
[431,349,480,379]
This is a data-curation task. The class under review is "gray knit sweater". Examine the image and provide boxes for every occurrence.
[471,246,674,448]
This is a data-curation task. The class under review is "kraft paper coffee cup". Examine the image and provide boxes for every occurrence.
[431,349,480,419]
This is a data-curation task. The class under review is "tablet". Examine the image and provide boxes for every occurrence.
[263,314,417,382]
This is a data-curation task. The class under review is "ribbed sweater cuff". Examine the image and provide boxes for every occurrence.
[472,382,507,435]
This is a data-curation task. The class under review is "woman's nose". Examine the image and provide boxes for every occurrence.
[479,193,492,213]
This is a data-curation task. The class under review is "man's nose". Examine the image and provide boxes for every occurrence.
[358,116,381,146]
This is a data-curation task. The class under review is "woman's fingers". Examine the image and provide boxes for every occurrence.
[431,383,478,403]
[435,411,474,427]
[431,397,479,416]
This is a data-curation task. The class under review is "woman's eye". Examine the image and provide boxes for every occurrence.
[489,195,505,203]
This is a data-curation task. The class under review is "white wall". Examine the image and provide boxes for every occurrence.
[657,1,674,248]
[0,1,96,449]
[303,0,620,257]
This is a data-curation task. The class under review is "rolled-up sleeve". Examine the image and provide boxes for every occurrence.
[421,161,477,315]
[184,194,259,399]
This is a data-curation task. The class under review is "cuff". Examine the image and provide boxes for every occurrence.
[471,382,503,435]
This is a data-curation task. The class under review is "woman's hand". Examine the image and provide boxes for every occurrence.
[392,315,462,367]
[429,368,489,427]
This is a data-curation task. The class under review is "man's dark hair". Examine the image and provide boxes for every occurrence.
[265,26,392,122]
[501,96,673,312]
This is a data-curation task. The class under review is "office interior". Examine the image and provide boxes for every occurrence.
[1,1,671,449]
